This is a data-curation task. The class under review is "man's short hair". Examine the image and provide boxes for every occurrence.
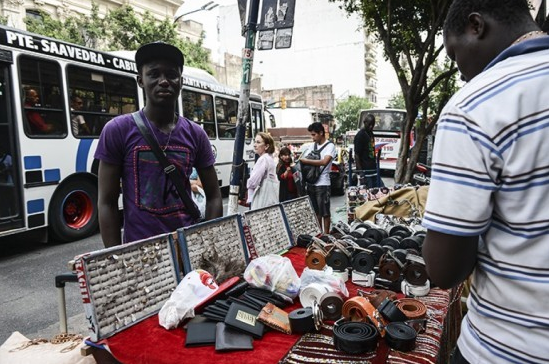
[308,122,325,135]
[135,42,185,72]
[444,0,531,36]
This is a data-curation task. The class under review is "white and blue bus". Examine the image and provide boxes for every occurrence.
[0,25,266,242]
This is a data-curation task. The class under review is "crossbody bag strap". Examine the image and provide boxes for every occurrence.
[132,111,201,220]
[317,141,333,175]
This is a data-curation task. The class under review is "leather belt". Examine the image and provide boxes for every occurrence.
[333,320,379,354]
[341,296,386,336]
[395,298,427,320]
[299,283,330,308]
[319,292,344,321]
[305,249,327,270]
[357,289,397,309]
[326,248,350,271]
[401,279,430,297]
[378,253,402,282]
[377,298,407,322]
[288,307,315,334]
[402,254,428,286]
[351,270,375,287]
[351,251,376,273]
[385,322,417,352]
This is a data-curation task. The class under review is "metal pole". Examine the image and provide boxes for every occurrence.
[227,0,260,215]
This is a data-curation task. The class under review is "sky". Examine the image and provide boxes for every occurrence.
[176,0,401,107]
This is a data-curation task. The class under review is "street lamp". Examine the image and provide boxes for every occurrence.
[173,1,220,23]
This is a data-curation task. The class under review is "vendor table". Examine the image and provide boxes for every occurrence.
[89,247,460,364]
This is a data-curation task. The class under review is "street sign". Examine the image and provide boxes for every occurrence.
[257,0,296,50]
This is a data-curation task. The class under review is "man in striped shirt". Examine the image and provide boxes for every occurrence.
[422,1,549,363]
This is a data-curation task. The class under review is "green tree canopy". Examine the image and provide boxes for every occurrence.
[333,0,458,182]
[24,3,212,73]
[387,93,405,109]
[333,96,373,139]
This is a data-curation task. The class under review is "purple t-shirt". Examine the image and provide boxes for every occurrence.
[94,111,215,243]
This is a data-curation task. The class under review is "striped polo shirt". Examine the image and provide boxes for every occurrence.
[423,37,549,364]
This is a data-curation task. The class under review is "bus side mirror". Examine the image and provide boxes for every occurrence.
[269,114,276,128]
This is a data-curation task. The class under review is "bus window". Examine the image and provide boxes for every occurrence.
[19,57,66,137]
[215,97,238,139]
[250,106,263,138]
[67,65,138,137]
[181,90,215,138]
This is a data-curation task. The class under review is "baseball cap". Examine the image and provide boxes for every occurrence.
[135,41,185,70]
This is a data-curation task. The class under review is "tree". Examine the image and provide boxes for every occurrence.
[387,93,405,109]
[24,3,212,73]
[333,96,373,139]
[333,0,458,183]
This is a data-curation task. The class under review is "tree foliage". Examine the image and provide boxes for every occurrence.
[333,96,373,139]
[24,3,212,73]
[333,0,458,182]
[387,93,405,109]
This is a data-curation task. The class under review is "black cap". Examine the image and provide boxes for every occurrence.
[135,41,184,70]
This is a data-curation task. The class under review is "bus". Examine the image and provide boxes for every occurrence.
[0,25,266,242]
[351,108,409,171]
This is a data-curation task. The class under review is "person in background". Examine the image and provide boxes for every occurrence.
[24,88,54,134]
[299,122,336,234]
[246,132,279,209]
[354,113,380,188]
[422,1,549,363]
[70,95,91,136]
[95,41,222,247]
[189,167,206,218]
[277,146,298,202]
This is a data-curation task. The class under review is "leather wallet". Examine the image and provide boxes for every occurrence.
[228,296,263,311]
[203,311,226,322]
[214,299,232,311]
[204,304,229,318]
[185,320,217,347]
[215,322,254,351]
[257,302,292,334]
[224,302,265,338]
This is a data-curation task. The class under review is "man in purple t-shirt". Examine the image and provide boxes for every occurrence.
[95,42,222,247]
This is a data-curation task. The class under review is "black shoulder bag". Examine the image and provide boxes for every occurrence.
[132,111,201,221]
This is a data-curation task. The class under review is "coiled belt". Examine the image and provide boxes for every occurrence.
[401,279,430,297]
[288,307,315,334]
[351,250,376,273]
[319,292,344,321]
[333,321,379,354]
[341,296,386,335]
[358,289,397,308]
[377,298,407,323]
[305,249,327,270]
[299,283,330,308]
[385,322,417,352]
[402,254,428,286]
[395,298,427,320]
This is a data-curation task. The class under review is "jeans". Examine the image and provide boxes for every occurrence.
[449,346,470,364]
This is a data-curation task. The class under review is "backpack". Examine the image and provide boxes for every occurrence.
[300,142,333,184]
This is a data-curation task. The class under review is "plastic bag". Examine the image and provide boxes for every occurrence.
[300,266,349,298]
[158,269,219,329]
[192,186,206,218]
[243,254,300,300]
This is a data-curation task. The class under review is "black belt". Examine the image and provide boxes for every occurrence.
[319,292,343,321]
[352,251,376,273]
[385,322,417,352]
[377,298,407,323]
[288,307,315,334]
[333,321,379,354]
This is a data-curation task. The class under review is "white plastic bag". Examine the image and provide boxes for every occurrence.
[300,267,349,298]
[243,254,300,300]
[158,269,219,329]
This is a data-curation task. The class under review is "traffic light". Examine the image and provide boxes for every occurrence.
[281,96,287,109]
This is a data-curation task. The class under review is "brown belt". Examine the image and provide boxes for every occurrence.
[341,296,387,336]
[395,298,427,320]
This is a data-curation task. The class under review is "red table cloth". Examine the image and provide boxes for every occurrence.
[97,247,457,364]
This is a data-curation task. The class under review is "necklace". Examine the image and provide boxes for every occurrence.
[146,114,177,152]
[512,30,546,45]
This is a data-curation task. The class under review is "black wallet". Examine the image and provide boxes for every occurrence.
[185,320,217,347]
[215,322,254,351]
[224,302,265,338]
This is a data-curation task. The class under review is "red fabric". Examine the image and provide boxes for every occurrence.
[102,248,450,364]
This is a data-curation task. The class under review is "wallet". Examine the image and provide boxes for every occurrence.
[185,320,217,347]
[224,302,265,338]
[257,302,292,334]
[215,322,253,351]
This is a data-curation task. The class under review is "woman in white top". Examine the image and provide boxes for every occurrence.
[246,132,279,209]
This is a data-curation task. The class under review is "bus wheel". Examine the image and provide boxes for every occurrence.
[49,179,98,242]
